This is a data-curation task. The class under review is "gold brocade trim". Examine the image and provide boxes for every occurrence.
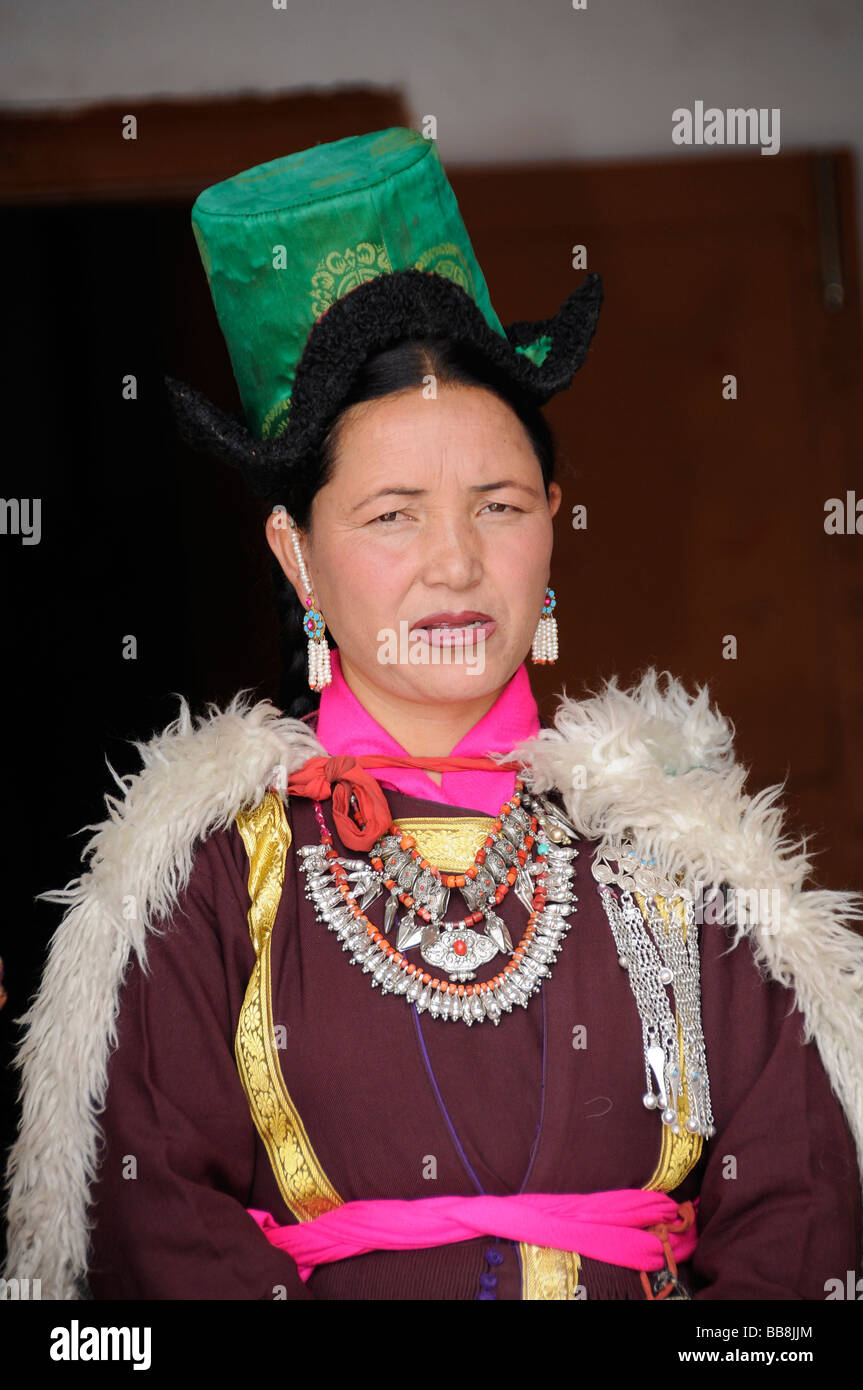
[235,792,343,1221]
[634,892,704,1194]
[392,816,496,873]
[641,1019,703,1193]
[518,1244,582,1300]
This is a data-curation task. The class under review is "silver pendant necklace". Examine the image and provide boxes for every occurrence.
[298,790,580,1026]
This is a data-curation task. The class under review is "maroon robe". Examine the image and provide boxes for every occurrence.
[86,790,860,1300]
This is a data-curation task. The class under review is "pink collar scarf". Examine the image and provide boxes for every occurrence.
[312,650,541,816]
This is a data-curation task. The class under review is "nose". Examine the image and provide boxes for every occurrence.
[418,512,483,591]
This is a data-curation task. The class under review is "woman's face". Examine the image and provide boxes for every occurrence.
[268,383,561,709]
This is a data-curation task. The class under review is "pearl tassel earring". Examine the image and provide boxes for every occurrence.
[531,587,558,665]
[289,517,332,690]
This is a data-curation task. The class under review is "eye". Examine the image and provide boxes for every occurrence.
[372,510,404,524]
[481,501,521,514]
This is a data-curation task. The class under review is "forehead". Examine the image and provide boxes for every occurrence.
[324,384,539,491]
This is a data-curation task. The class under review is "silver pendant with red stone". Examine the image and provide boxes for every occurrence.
[420,925,499,980]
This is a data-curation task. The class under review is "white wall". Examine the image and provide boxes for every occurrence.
[3,0,862,252]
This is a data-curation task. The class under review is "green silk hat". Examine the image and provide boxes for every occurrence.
[192,127,511,441]
[167,126,602,497]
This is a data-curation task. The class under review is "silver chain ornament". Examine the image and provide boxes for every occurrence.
[592,840,715,1139]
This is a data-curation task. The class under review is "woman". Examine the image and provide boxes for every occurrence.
[4,128,862,1302]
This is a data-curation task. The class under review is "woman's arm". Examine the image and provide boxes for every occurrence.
[688,916,861,1299]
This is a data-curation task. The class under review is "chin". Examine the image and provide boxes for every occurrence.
[397,654,515,703]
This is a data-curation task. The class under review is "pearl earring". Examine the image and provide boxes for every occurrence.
[289,517,331,690]
[531,587,558,665]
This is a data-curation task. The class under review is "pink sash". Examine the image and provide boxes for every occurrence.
[248,1190,698,1283]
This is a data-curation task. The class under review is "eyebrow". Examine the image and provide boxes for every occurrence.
[351,480,541,512]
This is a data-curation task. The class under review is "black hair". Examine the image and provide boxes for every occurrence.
[267,335,558,718]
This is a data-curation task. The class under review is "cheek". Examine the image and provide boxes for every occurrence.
[487,518,551,597]
[319,540,406,621]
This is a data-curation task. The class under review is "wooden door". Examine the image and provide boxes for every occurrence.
[450,150,862,890]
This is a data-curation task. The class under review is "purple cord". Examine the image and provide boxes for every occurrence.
[412,1005,487,1195]
[519,986,549,1195]
[412,985,549,1299]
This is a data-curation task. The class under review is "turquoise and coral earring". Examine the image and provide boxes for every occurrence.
[289,518,332,690]
[531,587,558,665]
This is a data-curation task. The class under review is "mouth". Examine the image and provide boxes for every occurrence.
[410,611,496,645]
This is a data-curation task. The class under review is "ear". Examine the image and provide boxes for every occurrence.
[265,506,308,607]
[548,481,562,519]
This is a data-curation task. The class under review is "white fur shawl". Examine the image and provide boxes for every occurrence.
[3,668,863,1299]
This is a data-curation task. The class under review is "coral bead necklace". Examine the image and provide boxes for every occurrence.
[297,785,580,1027]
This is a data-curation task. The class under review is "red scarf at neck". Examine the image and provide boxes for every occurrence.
[286,753,521,850]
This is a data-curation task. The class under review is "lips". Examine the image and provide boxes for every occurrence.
[410,611,496,646]
[412,610,493,631]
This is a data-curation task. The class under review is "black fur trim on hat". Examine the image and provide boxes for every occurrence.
[164,268,602,499]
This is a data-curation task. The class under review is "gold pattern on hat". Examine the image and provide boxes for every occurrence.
[311,241,393,316]
[260,394,293,441]
[392,816,496,873]
[414,241,475,296]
